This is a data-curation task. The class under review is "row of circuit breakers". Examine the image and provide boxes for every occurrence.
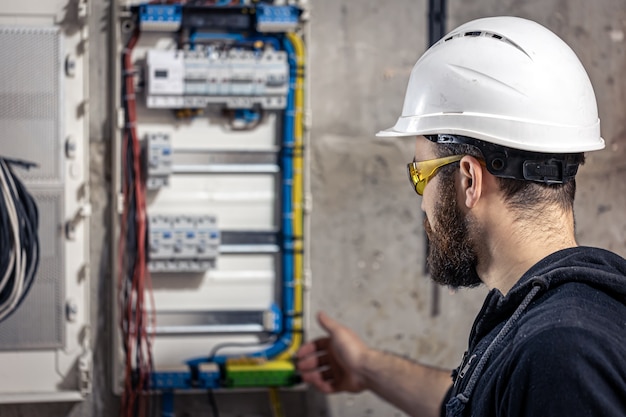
[145,133,219,273]
[143,3,294,111]
[139,3,299,274]
[147,49,289,109]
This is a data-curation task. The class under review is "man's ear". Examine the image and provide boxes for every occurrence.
[459,156,483,209]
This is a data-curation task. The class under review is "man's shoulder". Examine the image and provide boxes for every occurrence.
[491,320,626,417]
[471,271,626,417]
[521,280,624,328]
[486,283,626,415]
[484,280,626,376]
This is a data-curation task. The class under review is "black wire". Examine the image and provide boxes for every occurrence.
[121,37,147,415]
[207,389,220,417]
[0,157,40,322]
[10,161,39,310]
[2,159,39,287]
[0,165,13,283]
[0,157,38,170]
[149,372,158,417]
[0,162,16,306]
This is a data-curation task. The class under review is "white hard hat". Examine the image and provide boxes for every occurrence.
[377,16,604,154]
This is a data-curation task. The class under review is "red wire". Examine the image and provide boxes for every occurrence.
[119,29,155,417]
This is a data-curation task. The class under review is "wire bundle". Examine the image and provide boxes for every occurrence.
[0,158,39,323]
[118,29,156,417]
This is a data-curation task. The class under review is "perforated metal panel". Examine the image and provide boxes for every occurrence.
[0,190,65,349]
[0,26,62,183]
[0,0,91,400]
[0,26,65,350]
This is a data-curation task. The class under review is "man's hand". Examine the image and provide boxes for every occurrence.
[296,311,370,394]
[296,311,453,417]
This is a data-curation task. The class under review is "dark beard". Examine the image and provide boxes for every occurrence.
[424,173,482,289]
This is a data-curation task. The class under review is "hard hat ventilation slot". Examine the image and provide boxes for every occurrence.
[433,29,530,58]
[444,34,461,42]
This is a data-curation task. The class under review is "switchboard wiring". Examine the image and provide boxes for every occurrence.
[0,158,39,323]
[268,387,285,417]
[118,28,157,417]
[185,31,306,372]
[113,3,308,416]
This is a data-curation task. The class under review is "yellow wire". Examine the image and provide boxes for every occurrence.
[228,33,305,380]
[269,387,285,417]
[277,32,305,361]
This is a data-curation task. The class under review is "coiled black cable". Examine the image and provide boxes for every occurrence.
[0,157,39,323]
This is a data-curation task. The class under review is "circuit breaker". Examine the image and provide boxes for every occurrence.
[111,0,309,413]
[146,132,173,189]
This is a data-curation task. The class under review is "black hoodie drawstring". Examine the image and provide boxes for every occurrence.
[446,283,544,417]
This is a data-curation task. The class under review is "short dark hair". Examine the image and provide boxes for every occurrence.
[433,142,584,215]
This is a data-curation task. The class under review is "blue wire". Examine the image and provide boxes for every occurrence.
[189,32,282,51]
[224,34,296,361]
[186,34,299,368]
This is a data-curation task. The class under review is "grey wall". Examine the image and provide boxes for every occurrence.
[307,1,626,416]
[1,0,625,416]
[446,0,626,257]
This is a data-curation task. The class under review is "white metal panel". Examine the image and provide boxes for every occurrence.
[135,113,281,151]
[0,0,90,403]
[0,0,75,19]
[151,254,277,311]
[149,174,277,229]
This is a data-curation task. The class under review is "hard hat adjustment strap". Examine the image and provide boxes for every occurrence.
[522,159,579,183]
[428,134,581,184]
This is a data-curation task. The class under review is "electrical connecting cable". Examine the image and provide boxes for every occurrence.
[130,5,305,398]
[0,158,39,324]
[118,27,157,417]
[185,33,306,374]
[276,32,305,361]
[207,335,279,361]
[225,108,265,131]
[268,387,285,417]
[207,389,221,417]
[240,32,305,361]
[184,0,239,5]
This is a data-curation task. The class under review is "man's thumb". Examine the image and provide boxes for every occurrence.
[317,311,340,334]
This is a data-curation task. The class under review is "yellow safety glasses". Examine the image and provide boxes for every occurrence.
[407,155,464,195]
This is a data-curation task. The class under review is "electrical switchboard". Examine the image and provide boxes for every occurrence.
[111,1,310,414]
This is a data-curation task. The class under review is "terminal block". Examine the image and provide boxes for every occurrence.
[146,48,289,109]
[149,214,220,273]
[145,132,172,190]
[139,4,182,32]
[151,365,220,390]
[256,5,300,33]
[225,360,298,388]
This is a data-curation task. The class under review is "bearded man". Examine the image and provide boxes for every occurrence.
[296,16,626,417]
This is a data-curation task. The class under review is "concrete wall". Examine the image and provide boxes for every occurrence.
[307,1,626,416]
[1,0,625,416]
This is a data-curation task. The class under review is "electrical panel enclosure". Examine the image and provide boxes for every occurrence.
[111,1,310,412]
